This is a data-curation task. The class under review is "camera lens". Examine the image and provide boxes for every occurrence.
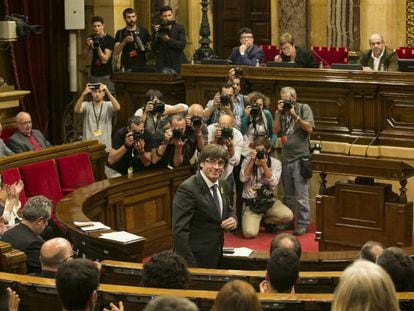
[283,100,292,111]
[256,149,265,160]
[250,105,260,117]
[220,94,230,106]
[191,117,202,128]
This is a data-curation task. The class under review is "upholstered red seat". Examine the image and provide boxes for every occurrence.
[0,127,17,144]
[1,167,27,206]
[395,47,414,59]
[312,46,349,67]
[258,45,280,63]
[56,152,95,195]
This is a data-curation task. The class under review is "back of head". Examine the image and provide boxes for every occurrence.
[270,233,302,259]
[377,246,414,291]
[332,260,399,311]
[56,258,100,310]
[211,280,261,311]
[40,237,73,271]
[143,295,198,311]
[142,251,191,289]
[359,240,384,262]
[22,195,52,221]
[267,248,299,293]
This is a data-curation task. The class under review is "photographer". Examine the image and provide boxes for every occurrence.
[134,89,188,133]
[226,69,246,131]
[152,5,187,74]
[204,83,238,127]
[240,137,293,239]
[185,103,208,153]
[273,87,314,236]
[84,16,115,93]
[114,8,151,70]
[107,116,152,175]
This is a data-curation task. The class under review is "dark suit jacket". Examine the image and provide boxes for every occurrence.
[1,223,44,273]
[229,44,264,66]
[172,173,235,268]
[281,46,318,68]
[359,46,399,71]
[7,129,52,153]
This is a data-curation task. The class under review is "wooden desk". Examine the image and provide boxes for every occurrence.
[56,166,193,260]
[181,64,414,147]
[0,241,26,274]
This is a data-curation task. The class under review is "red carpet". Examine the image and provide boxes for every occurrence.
[224,223,318,253]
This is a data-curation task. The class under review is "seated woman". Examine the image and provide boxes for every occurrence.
[274,32,318,68]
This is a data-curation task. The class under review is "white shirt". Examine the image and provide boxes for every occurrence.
[371,48,385,71]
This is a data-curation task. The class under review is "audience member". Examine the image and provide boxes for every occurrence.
[0,195,52,273]
[56,258,100,311]
[269,233,302,259]
[0,122,14,157]
[0,179,24,228]
[274,33,317,68]
[376,246,414,292]
[331,260,399,311]
[114,7,151,70]
[152,5,187,74]
[142,251,191,289]
[259,247,299,294]
[172,144,236,268]
[273,87,314,235]
[359,240,384,262]
[7,112,52,153]
[83,16,115,93]
[204,83,236,127]
[359,33,399,71]
[38,237,73,278]
[211,280,261,311]
[227,73,246,131]
[108,116,152,175]
[229,27,264,66]
[74,83,121,152]
[240,137,292,238]
[143,295,198,311]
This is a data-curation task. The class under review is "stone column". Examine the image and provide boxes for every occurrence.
[278,0,309,48]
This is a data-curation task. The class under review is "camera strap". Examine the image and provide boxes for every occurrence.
[92,102,104,130]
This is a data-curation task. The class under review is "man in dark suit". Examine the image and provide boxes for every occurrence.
[0,195,53,274]
[7,112,52,153]
[172,144,237,268]
[152,5,187,74]
[229,27,264,66]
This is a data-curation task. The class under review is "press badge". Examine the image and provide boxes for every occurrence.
[93,129,102,136]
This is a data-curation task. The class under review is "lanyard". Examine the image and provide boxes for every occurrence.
[92,102,103,130]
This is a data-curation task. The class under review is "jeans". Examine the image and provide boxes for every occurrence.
[281,158,310,227]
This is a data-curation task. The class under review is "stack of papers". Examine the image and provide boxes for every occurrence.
[74,221,110,232]
[224,247,253,257]
[99,231,144,244]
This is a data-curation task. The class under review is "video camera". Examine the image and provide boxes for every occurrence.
[4,14,41,38]
[157,20,175,36]
[129,30,145,52]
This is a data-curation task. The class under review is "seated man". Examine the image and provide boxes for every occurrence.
[107,116,153,175]
[0,195,53,273]
[359,33,399,71]
[38,237,74,278]
[259,248,300,294]
[7,112,52,153]
[229,27,264,66]
[359,240,384,263]
[269,233,302,259]
[143,296,197,311]
[240,136,293,238]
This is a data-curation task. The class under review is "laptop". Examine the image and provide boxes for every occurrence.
[267,61,297,68]
[331,63,363,70]
[130,66,156,73]
[398,59,414,72]
[200,59,232,65]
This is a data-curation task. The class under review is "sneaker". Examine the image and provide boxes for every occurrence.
[276,222,294,231]
[294,226,308,236]
[264,223,280,234]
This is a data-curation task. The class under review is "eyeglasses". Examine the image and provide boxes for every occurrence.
[205,159,226,168]
[62,253,76,263]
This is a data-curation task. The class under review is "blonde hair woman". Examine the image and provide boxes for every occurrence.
[332,260,399,311]
[212,280,262,311]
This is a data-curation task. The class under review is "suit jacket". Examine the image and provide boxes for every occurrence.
[7,129,52,153]
[0,138,14,157]
[229,44,264,66]
[359,46,399,71]
[172,173,235,268]
[1,223,44,273]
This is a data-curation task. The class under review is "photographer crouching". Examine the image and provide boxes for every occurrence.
[240,137,293,239]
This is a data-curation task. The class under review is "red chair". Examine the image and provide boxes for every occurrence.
[312,46,349,67]
[0,127,17,145]
[1,167,27,206]
[395,47,414,59]
[56,152,95,195]
[258,45,280,63]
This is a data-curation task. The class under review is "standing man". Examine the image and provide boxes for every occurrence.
[273,87,314,235]
[84,16,115,93]
[152,5,187,74]
[172,144,237,268]
[229,28,264,66]
[359,33,399,72]
[114,8,151,71]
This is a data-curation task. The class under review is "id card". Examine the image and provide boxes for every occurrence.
[93,129,102,137]
[127,166,133,177]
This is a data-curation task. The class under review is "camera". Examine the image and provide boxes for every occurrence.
[220,127,233,140]
[250,105,260,118]
[312,142,322,154]
[91,34,102,49]
[172,128,183,140]
[90,83,100,90]
[129,30,145,52]
[283,100,293,112]
[233,67,243,77]
[220,94,231,106]
[153,100,165,114]
[158,20,174,36]
[191,116,202,128]
[256,149,266,160]
[133,131,144,141]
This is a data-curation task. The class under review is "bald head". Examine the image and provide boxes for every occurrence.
[270,233,302,259]
[16,111,33,136]
[40,238,73,272]
[218,114,235,128]
[188,103,204,117]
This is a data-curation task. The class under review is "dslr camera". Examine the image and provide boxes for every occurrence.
[129,30,145,52]
[220,127,233,140]
[158,20,175,36]
[172,128,184,140]
[91,34,102,49]
[250,104,260,118]
[256,186,275,206]
[256,149,266,160]
[153,100,165,114]
[233,67,243,77]
[283,100,293,112]
[133,131,144,141]
[220,94,231,106]
[191,116,202,128]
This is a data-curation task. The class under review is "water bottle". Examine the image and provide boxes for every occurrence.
[256,59,260,67]
[121,65,125,73]
[319,61,324,69]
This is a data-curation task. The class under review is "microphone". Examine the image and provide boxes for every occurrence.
[348,132,364,156]
[364,131,380,158]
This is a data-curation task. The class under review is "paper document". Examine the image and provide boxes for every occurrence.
[99,231,145,244]
[74,221,110,231]
[224,247,253,257]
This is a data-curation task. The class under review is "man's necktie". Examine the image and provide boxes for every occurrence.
[211,184,221,217]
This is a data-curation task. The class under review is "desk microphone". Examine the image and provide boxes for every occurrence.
[364,131,380,158]
[348,132,364,156]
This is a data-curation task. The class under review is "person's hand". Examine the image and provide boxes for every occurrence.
[124,131,134,148]
[125,34,134,43]
[259,280,269,293]
[185,115,191,127]
[222,138,233,148]
[100,83,109,93]
[173,138,187,149]
[274,54,282,63]
[86,38,93,48]
[7,287,20,311]
[145,101,154,113]
[153,24,161,33]
[255,154,268,167]
[134,139,145,154]
[220,104,232,115]
[213,93,221,108]
[0,186,7,204]
[159,34,170,41]
[164,129,173,143]
[0,216,7,235]
[14,180,24,196]
[250,149,257,160]
[221,217,237,230]
[103,301,124,311]
[239,44,247,55]
[228,68,236,79]
[83,84,94,96]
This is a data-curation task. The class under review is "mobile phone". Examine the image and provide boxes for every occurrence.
[223,247,235,254]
